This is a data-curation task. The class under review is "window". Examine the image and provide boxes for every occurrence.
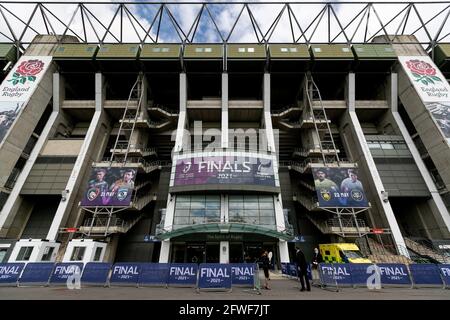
[86,47,94,52]
[238,47,245,53]
[228,195,275,227]
[367,142,381,149]
[342,47,350,52]
[314,48,322,52]
[289,48,298,52]
[0,249,7,263]
[41,247,54,261]
[57,47,65,52]
[152,48,161,52]
[195,48,203,53]
[173,195,221,228]
[394,143,408,150]
[204,47,212,53]
[93,247,103,261]
[70,246,86,261]
[247,47,255,53]
[380,143,394,150]
[161,47,170,52]
[280,48,288,52]
[17,246,34,261]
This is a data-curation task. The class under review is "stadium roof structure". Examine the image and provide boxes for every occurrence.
[0,1,448,52]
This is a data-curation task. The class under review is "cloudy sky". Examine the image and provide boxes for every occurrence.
[0,0,448,44]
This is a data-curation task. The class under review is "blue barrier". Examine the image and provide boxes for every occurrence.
[319,263,353,286]
[18,263,54,286]
[281,263,288,276]
[198,263,232,290]
[81,262,112,286]
[288,263,298,277]
[230,263,255,286]
[168,263,198,287]
[0,263,25,286]
[109,263,142,286]
[349,263,374,287]
[409,264,444,287]
[49,263,84,285]
[139,263,169,287]
[377,263,411,287]
[438,264,450,288]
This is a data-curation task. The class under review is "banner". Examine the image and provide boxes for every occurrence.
[0,56,52,143]
[438,264,450,287]
[198,264,232,289]
[81,167,137,207]
[109,263,141,285]
[349,263,374,286]
[139,263,169,286]
[173,155,276,187]
[18,263,54,286]
[80,262,112,286]
[49,263,83,284]
[409,264,443,287]
[230,263,255,286]
[399,56,450,144]
[319,263,353,285]
[0,263,25,286]
[288,263,298,277]
[376,263,411,286]
[168,263,198,286]
[281,263,288,275]
[312,167,369,207]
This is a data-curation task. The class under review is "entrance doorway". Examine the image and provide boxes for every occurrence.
[230,243,244,263]
[205,243,219,263]
[186,243,205,264]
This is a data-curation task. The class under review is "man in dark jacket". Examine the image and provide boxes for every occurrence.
[296,248,311,291]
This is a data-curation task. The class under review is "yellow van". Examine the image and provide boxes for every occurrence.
[319,243,372,263]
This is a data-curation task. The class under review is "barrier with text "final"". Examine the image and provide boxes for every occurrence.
[281,263,288,276]
[80,263,112,286]
[288,263,298,277]
[198,264,232,291]
[349,263,374,287]
[376,264,411,287]
[18,263,54,287]
[319,263,353,287]
[409,264,444,288]
[49,263,83,285]
[168,263,198,287]
[138,263,169,287]
[230,263,255,286]
[109,263,142,286]
[438,264,450,288]
[0,263,25,286]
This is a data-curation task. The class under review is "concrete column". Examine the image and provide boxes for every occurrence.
[278,240,289,263]
[263,73,276,153]
[274,194,286,232]
[220,241,229,263]
[174,73,188,152]
[159,240,170,263]
[0,73,62,237]
[221,73,229,148]
[390,73,450,237]
[347,73,409,258]
[46,73,106,240]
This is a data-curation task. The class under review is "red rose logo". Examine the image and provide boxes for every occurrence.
[7,59,45,86]
[406,59,441,86]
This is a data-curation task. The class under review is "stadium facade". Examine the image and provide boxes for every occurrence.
[0,1,449,266]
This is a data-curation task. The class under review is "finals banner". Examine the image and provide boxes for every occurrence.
[398,56,450,144]
[0,56,52,143]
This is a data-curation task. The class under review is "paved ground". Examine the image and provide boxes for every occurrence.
[0,271,449,300]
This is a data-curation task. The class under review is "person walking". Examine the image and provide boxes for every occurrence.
[296,248,311,292]
[311,247,323,285]
[260,251,271,290]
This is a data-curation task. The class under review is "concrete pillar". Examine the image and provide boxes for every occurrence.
[174,73,188,152]
[263,73,276,153]
[347,73,409,258]
[220,241,229,263]
[46,73,107,240]
[278,240,289,263]
[390,73,450,237]
[0,73,62,237]
[159,240,170,263]
[221,73,229,148]
[274,194,286,233]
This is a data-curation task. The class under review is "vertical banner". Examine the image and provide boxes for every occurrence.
[399,56,450,144]
[168,263,198,286]
[0,56,52,143]
[230,263,255,286]
[0,263,25,286]
[198,263,232,290]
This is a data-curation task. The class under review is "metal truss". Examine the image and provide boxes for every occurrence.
[0,1,449,52]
